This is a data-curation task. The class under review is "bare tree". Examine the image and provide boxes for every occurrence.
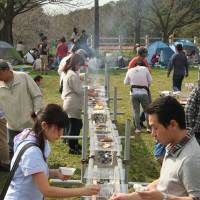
[117,0,146,44]
[0,0,88,43]
[94,0,99,53]
[133,0,144,44]
[144,0,200,43]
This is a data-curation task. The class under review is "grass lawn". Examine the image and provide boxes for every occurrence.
[0,67,199,199]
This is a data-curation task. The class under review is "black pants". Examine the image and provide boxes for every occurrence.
[173,74,184,91]
[140,90,152,125]
[67,118,82,150]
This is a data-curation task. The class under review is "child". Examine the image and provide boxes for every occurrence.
[32,55,42,71]
[4,104,100,199]
[33,75,43,87]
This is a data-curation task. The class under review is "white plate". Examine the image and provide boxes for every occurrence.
[59,167,76,176]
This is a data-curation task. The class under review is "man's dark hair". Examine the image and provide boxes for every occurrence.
[39,32,44,38]
[0,61,10,70]
[146,96,186,129]
[41,36,47,41]
[34,75,43,83]
[137,47,148,57]
[73,27,78,34]
[176,44,183,51]
[60,37,66,43]
[137,60,145,66]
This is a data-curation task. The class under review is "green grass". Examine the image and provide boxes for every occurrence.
[0,67,199,199]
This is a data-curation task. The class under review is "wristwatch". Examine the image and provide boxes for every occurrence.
[162,193,168,200]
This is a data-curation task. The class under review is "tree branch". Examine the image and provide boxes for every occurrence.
[165,0,175,30]
[143,16,159,28]
[150,0,165,30]
[168,5,200,34]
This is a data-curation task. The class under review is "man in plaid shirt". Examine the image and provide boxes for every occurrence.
[185,87,200,144]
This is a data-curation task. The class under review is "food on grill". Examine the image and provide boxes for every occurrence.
[96,151,113,165]
[92,110,107,124]
[102,143,112,149]
[99,136,113,142]
[94,104,104,110]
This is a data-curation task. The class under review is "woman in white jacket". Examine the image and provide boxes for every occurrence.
[62,53,95,154]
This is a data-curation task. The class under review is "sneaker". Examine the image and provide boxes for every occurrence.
[146,128,151,133]
[135,129,141,134]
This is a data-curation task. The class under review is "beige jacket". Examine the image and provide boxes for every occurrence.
[62,70,83,119]
[0,71,43,131]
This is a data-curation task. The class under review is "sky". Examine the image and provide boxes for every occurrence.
[42,0,121,16]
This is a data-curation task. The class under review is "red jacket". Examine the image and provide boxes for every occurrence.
[128,56,151,72]
[56,42,68,58]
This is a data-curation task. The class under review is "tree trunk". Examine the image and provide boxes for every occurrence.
[134,18,141,44]
[0,18,13,44]
[162,30,169,44]
[94,0,99,55]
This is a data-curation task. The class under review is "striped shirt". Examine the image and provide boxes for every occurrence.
[166,131,192,156]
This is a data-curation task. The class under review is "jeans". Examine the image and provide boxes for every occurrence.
[173,74,184,91]
[7,129,21,159]
[132,94,150,130]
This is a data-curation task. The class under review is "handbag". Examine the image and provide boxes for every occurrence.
[0,143,38,199]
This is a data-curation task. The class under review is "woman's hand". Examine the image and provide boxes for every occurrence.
[56,169,71,181]
[82,184,100,196]
[50,169,70,181]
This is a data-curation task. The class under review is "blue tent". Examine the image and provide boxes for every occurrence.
[147,41,174,66]
[170,39,200,63]
[170,39,198,52]
[175,39,196,48]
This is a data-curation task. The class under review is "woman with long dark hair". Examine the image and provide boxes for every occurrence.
[4,104,99,199]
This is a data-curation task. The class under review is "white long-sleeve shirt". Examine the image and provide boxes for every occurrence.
[124,65,152,95]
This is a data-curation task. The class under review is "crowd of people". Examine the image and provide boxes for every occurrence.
[0,36,200,200]
[29,27,92,74]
